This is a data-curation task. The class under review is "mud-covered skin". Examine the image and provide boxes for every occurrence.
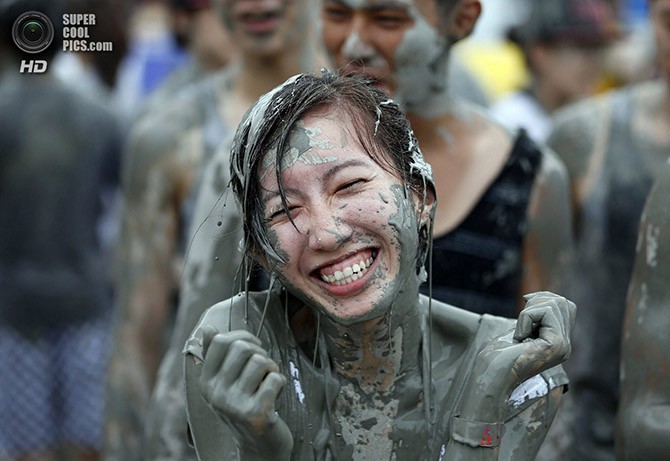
[617,160,670,459]
[185,291,572,460]
[546,79,670,460]
[143,133,246,461]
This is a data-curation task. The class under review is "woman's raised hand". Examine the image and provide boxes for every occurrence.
[198,326,293,460]
[461,292,576,421]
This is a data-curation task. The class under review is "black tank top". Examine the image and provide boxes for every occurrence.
[421,130,541,318]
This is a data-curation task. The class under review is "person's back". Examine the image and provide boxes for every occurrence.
[0,45,121,461]
[0,75,119,329]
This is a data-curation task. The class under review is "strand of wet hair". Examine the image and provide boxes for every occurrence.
[312,311,321,368]
[180,178,233,287]
[426,218,435,424]
[256,273,276,337]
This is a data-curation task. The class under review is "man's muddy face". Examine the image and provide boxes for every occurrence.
[651,0,670,79]
[260,107,423,325]
[216,0,310,57]
[320,0,445,105]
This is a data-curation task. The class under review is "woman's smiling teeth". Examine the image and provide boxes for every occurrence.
[320,254,376,286]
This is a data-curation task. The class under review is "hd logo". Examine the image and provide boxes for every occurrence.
[12,11,53,73]
[20,60,48,73]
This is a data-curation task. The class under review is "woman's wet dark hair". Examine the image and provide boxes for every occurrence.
[230,69,435,266]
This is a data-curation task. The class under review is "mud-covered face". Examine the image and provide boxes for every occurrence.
[320,0,449,110]
[216,0,311,57]
[651,0,670,80]
[260,107,424,325]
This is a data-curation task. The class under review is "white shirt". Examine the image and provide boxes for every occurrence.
[490,90,552,143]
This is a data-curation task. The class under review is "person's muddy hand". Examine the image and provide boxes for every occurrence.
[198,326,293,460]
[461,292,576,420]
[509,291,575,383]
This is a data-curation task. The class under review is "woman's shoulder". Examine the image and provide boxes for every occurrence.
[183,291,281,361]
[426,295,516,342]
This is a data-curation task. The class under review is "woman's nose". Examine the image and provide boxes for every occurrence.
[306,209,353,251]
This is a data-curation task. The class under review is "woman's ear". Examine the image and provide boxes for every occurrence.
[417,184,437,229]
[415,184,436,275]
[444,0,481,41]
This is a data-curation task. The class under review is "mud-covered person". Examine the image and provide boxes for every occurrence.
[545,0,670,458]
[617,159,670,460]
[183,71,576,460]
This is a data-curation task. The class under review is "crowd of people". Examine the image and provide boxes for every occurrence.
[1,0,668,460]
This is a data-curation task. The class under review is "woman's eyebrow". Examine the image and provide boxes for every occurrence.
[262,187,301,203]
[322,159,370,185]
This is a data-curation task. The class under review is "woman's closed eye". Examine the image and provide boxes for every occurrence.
[336,178,367,195]
[266,204,300,222]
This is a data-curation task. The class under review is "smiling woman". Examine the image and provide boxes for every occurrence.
[183,70,576,460]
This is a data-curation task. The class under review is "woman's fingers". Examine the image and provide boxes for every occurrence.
[201,325,218,358]
[256,371,288,409]
[514,305,564,344]
[510,293,576,383]
[237,352,281,394]
[201,330,264,384]
[514,293,575,343]
[198,330,286,432]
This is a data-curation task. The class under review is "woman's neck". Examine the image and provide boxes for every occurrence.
[320,307,423,395]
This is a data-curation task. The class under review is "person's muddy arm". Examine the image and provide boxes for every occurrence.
[103,116,183,458]
[145,145,244,458]
[446,292,575,460]
[617,164,670,459]
[546,97,611,235]
[520,148,573,303]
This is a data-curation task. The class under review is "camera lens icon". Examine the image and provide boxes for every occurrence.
[12,11,54,54]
